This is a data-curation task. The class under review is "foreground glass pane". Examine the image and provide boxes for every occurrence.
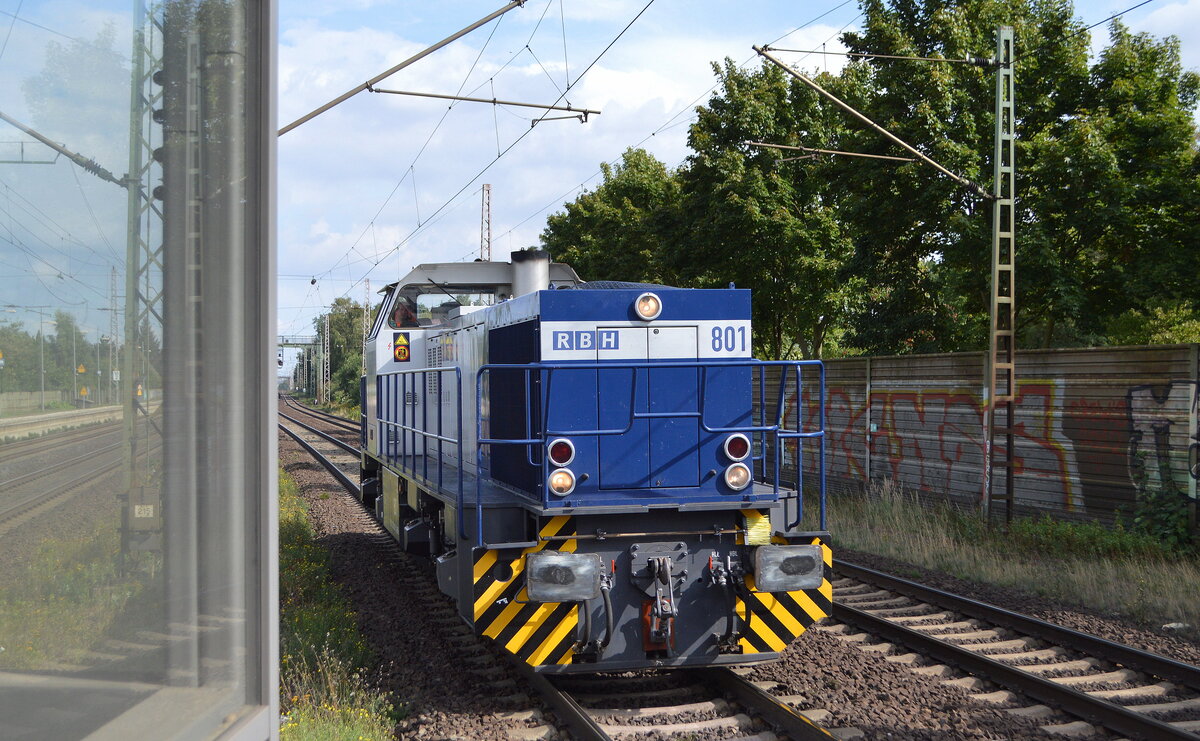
[0,1,274,739]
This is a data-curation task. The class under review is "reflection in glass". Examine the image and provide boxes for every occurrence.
[0,1,271,738]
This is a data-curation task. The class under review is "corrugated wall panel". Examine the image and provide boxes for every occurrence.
[765,344,1198,527]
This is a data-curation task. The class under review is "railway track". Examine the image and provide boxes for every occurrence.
[279,395,359,433]
[0,418,120,457]
[829,560,1200,740]
[520,663,853,740]
[0,439,123,532]
[280,411,861,740]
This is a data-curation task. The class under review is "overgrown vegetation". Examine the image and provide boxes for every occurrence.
[290,298,377,408]
[0,515,147,670]
[541,0,1200,359]
[278,468,399,740]
[824,480,1200,633]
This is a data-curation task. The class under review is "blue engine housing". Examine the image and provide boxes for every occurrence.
[484,287,766,509]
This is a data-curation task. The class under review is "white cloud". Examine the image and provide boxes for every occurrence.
[275,2,864,333]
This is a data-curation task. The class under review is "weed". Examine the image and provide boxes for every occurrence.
[820,479,1200,636]
[278,469,400,740]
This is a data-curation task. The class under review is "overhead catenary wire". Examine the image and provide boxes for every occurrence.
[311,9,515,280]
[747,141,915,162]
[1012,0,1162,66]
[754,45,992,200]
[764,46,994,66]
[278,0,529,136]
[487,1,864,246]
[293,0,858,326]
[368,87,599,118]
[332,0,660,300]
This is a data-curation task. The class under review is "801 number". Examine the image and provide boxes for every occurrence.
[711,325,747,353]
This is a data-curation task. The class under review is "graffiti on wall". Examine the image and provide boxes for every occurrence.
[786,371,1199,519]
[1127,381,1199,503]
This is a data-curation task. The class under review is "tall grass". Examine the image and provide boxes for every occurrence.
[826,480,1200,634]
[278,468,400,740]
[0,515,150,670]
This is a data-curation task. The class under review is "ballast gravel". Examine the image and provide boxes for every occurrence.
[281,419,1200,740]
[839,547,1200,668]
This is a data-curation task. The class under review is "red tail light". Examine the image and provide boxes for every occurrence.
[548,438,575,466]
[724,434,750,461]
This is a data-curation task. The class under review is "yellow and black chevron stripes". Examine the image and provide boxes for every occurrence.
[737,536,834,655]
[471,515,580,666]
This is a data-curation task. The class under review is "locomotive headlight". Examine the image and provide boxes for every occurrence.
[724,462,751,491]
[634,292,662,320]
[526,551,603,602]
[548,469,576,496]
[754,544,824,592]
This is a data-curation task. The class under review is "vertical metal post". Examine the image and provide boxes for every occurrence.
[1188,343,1198,533]
[322,313,331,403]
[363,280,370,375]
[481,183,492,261]
[984,26,1016,523]
[110,267,119,404]
[121,0,165,558]
[864,356,872,486]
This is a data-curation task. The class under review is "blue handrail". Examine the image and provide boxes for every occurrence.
[380,358,824,548]
[376,365,464,536]
[476,358,825,544]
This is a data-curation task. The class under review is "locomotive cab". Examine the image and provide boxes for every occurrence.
[360,251,831,673]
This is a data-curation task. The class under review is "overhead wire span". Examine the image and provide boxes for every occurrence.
[368,87,599,117]
[278,0,529,135]
[493,0,863,249]
[313,10,510,281]
[336,0,660,299]
[754,45,992,200]
[764,46,995,66]
[1012,0,1162,66]
[747,140,915,162]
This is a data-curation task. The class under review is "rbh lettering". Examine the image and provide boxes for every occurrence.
[552,329,620,351]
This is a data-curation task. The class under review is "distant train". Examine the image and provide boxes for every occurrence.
[358,250,830,672]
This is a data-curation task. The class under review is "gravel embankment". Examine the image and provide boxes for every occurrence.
[282,418,1200,740]
[281,434,542,740]
[839,547,1200,668]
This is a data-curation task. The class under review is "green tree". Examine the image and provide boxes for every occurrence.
[836,0,1198,352]
[314,298,368,407]
[677,60,863,358]
[541,148,681,284]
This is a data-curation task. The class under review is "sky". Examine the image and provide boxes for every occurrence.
[0,0,1196,373]
[274,0,1200,359]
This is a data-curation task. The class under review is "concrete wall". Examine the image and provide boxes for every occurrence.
[768,344,1199,524]
[0,391,72,416]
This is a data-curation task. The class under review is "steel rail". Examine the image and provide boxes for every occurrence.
[279,422,361,497]
[834,601,1196,740]
[0,456,122,528]
[281,397,359,431]
[511,660,612,741]
[279,411,359,457]
[836,559,1200,692]
[703,668,836,739]
[1,441,122,492]
[0,420,120,458]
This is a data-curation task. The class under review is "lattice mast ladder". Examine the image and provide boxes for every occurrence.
[984,26,1016,523]
[481,183,492,261]
[121,3,166,555]
[322,313,331,403]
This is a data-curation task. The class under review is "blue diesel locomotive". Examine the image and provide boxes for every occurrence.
[359,250,830,672]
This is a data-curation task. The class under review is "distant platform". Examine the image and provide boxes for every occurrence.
[0,405,123,442]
